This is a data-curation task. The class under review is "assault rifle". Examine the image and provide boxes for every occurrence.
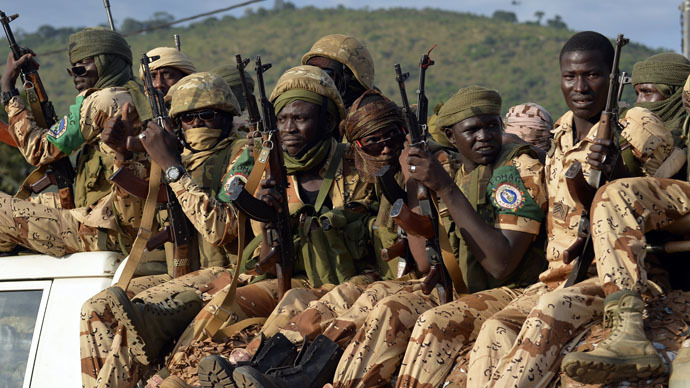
[562,34,629,287]
[235,54,263,155]
[226,56,295,299]
[381,48,453,304]
[1,10,75,209]
[111,53,193,278]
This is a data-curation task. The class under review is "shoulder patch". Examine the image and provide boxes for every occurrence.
[493,182,524,210]
[48,116,68,139]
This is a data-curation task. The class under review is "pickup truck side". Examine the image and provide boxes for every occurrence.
[0,251,123,388]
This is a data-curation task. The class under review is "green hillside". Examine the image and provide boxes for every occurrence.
[0,5,661,193]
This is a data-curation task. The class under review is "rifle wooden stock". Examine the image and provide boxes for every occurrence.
[109,166,169,203]
[275,261,292,300]
[172,243,191,278]
[390,198,434,240]
[146,225,172,251]
[381,237,407,262]
[565,161,596,210]
[0,120,18,147]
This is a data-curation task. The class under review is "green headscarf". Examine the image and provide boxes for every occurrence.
[436,86,502,128]
[274,89,336,173]
[211,64,254,111]
[68,28,151,121]
[632,52,690,142]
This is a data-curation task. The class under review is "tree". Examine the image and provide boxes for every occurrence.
[534,11,544,25]
[120,18,146,34]
[546,15,567,29]
[492,10,517,23]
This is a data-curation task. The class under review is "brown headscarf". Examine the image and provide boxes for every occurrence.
[343,89,405,182]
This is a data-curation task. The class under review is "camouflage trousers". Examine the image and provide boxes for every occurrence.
[467,277,604,388]
[591,177,690,295]
[0,192,121,255]
[394,287,523,388]
[81,268,299,388]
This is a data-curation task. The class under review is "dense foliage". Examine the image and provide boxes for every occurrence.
[0,5,661,193]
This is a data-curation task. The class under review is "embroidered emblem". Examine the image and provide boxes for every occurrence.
[494,183,523,210]
[552,201,570,221]
[48,116,68,138]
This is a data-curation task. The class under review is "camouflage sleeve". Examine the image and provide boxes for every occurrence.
[5,95,64,165]
[620,107,674,177]
[167,149,246,247]
[490,153,546,235]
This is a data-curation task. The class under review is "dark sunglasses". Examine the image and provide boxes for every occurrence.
[179,109,219,124]
[356,130,405,155]
[66,65,88,77]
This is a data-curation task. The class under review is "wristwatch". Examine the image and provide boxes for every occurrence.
[1,88,19,106]
[165,165,186,183]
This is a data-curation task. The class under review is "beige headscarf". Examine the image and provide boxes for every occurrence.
[138,47,197,80]
[503,102,553,151]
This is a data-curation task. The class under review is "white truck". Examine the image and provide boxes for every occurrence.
[0,251,124,388]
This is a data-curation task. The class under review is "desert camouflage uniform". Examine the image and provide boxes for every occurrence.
[466,107,674,388]
[0,88,147,255]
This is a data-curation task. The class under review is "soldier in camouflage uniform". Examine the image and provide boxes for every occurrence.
[0,27,150,255]
[561,52,690,386]
[466,31,674,388]
[222,86,547,388]
[503,102,553,153]
[79,72,251,388]
[211,64,257,125]
[301,34,375,110]
[139,47,197,96]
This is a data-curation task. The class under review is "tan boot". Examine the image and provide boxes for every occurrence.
[561,290,665,384]
[670,341,690,388]
[104,286,202,365]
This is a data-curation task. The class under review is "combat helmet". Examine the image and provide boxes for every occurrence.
[168,72,241,119]
[301,34,375,90]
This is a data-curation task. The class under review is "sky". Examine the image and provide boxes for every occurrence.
[1,0,684,52]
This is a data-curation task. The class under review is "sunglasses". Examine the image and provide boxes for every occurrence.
[356,130,405,155]
[179,109,219,124]
[66,65,88,77]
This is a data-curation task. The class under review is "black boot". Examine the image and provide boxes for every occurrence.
[198,333,299,388]
[232,335,343,388]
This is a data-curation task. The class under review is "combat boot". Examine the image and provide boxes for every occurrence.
[160,376,193,388]
[561,290,665,384]
[104,286,202,365]
[232,335,343,388]
[198,333,299,388]
[670,342,690,388]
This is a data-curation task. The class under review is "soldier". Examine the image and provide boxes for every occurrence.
[0,27,150,255]
[211,64,257,124]
[466,31,674,388]
[560,59,690,386]
[197,88,405,388]
[302,34,375,109]
[503,102,553,153]
[222,86,548,388]
[139,47,197,96]
[79,72,251,388]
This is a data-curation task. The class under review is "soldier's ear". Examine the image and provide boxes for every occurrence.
[444,127,456,145]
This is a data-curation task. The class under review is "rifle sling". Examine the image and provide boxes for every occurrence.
[116,163,162,290]
[201,145,270,339]
[315,143,346,212]
[433,196,469,296]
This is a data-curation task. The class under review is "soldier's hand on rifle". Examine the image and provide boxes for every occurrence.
[258,177,284,214]
[1,50,36,91]
[586,138,618,178]
[139,120,182,170]
[406,147,454,194]
[102,102,137,161]
[246,130,261,155]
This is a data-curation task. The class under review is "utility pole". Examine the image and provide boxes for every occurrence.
[682,0,690,57]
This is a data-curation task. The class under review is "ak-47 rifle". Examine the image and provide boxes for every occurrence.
[562,34,629,287]
[226,56,295,299]
[384,47,452,304]
[235,54,263,155]
[0,10,75,209]
[111,53,193,278]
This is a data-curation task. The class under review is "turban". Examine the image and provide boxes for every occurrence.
[504,102,553,151]
[138,47,196,80]
[69,27,132,65]
[436,86,502,128]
